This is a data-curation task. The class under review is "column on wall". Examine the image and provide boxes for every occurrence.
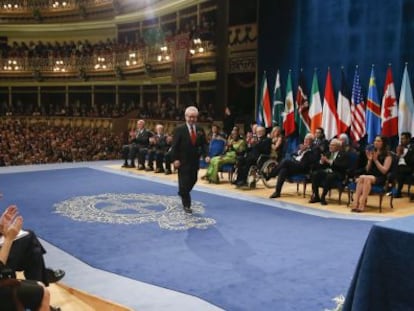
[37,86,41,109]
[8,86,12,108]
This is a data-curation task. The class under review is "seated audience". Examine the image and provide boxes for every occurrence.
[267,133,319,198]
[147,124,170,173]
[233,126,271,187]
[309,138,350,205]
[351,135,393,212]
[122,119,153,169]
[204,126,246,184]
[394,132,414,198]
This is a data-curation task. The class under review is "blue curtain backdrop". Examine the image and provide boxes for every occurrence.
[258,0,414,102]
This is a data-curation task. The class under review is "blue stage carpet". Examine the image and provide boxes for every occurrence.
[0,167,375,310]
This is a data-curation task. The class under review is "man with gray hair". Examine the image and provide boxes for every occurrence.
[268,133,319,198]
[309,138,350,205]
[170,106,207,214]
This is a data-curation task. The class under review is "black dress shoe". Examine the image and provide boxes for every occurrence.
[183,206,192,214]
[46,268,65,283]
[309,197,321,203]
[137,165,145,170]
[165,170,172,175]
[269,192,280,198]
[320,199,328,206]
[50,306,61,311]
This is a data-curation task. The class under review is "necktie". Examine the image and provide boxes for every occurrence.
[190,126,197,145]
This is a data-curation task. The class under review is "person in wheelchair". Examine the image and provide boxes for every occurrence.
[267,133,319,198]
[233,126,271,187]
[309,138,350,205]
[204,126,246,184]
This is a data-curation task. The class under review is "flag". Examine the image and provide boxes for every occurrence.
[321,68,338,140]
[398,64,414,136]
[283,70,296,136]
[295,70,310,140]
[350,67,366,142]
[366,66,381,144]
[272,70,284,127]
[381,66,398,137]
[257,71,272,128]
[337,69,351,134]
[309,70,323,134]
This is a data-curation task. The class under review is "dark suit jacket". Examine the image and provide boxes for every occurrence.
[318,150,350,180]
[291,147,319,172]
[170,124,207,170]
[132,128,153,148]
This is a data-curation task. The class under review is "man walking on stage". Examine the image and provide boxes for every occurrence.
[170,106,207,214]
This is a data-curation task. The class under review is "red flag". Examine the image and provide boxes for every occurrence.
[337,69,351,134]
[381,66,398,137]
[321,68,339,140]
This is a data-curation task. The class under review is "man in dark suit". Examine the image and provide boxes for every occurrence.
[1,205,65,286]
[234,126,272,187]
[395,132,414,198]
[121,119,153,169]
[309,138,350,205]
[170,106,207,214]
[268,133,319,198]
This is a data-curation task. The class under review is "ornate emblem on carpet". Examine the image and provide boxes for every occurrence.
[54,193,216,230]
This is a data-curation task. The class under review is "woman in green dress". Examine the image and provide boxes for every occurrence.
[205,127,246,183]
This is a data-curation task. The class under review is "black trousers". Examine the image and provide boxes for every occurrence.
[177,166,198,207]
[6,230,49,286]
[311,169,343,198]
[274,159,305,194]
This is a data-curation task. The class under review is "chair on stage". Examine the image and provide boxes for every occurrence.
[347,153,398,212]
[199,138,226,169]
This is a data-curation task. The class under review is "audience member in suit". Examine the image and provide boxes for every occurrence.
[351,135,393,212]
[394,132,414,198]
[121,120,153,169]
[309,138,350,205]
[163,135,174,175]
[313,127,329,155]
[234,126,271,187]
[268,133,319,198]
[170,106,207,214]
[147,124,169,173]
[134,120,154,170]
[0,206,65,287]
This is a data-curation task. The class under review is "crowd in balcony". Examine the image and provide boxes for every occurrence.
[0,96,216,121]
[0,119,123,166]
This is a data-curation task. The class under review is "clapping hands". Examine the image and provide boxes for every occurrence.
[0,205,23,240]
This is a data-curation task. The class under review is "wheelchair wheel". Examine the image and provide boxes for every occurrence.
[261,159,278,188]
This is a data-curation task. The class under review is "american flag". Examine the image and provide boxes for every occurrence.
[350,67,366,142]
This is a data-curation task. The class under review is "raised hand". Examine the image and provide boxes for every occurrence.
[0,205,19,234]
[4,216,23,240]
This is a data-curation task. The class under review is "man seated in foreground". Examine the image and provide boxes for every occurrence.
[309,138,350,205]
[0,205,65,287]
[0,206,58,311]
